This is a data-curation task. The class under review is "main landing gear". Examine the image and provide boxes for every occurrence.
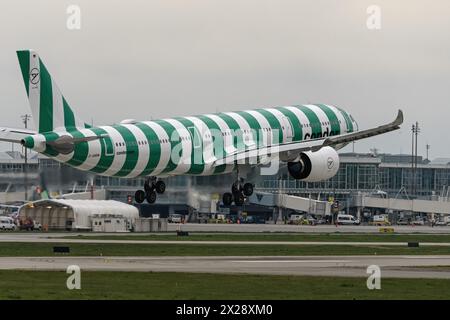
[134,177,165,204]
[222,179,254,206]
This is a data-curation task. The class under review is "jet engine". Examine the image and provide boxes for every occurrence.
[287,146,339,182]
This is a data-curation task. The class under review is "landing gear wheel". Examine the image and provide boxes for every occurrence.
[144,181,153,193]
[146,191,157,204]
[233,192,245,206]
[135,190,145,203]
[231,182,240,194]
[155,180,166,194]
[243,183,254,196]
[223,192,233,206]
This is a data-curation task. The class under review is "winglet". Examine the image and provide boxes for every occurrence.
[394,109,404,127]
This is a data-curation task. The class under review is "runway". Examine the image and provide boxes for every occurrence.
[1,232,450,246]
[1,255,450,278]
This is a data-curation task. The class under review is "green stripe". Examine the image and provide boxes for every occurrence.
[63,97,76,129]
[66,129,89,167]
[135,122,161,176]
[174,117,204,175]
[336,106,353,132]
[89,127,114,174]
[16,51,30,96]
[153,120,179,174]
[216,113,243,151]
[277,107,303,141]
[196,115,227,174]
[254,109,282,144]
[316,104,341,136]
[295,105,322,139]
[38,59,53,133]
[113,125,139,177]
[235,111,261,147]
[42,132,59,157]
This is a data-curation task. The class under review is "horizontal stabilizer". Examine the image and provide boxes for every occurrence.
[45,134,109,154]
[0,127,36,143]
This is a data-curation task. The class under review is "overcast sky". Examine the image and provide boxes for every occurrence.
[0,0,449,158]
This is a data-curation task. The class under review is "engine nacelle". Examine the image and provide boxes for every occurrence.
[287,146,340,182]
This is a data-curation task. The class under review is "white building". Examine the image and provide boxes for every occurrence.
[19,199,139,231]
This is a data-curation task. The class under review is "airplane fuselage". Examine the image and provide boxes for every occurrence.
[22,104,357,178]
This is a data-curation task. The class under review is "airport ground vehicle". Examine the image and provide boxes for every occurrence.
[435,216,450,226]
[243,215,265,224]
[0,217,16,231]
[315,218,328,225]
[19,219,34,231]
[371,214,391,226]
[411,218,425,226]
[19,218,42,231]
[168,214,183,223]
[303,215,318,225]
[289,214,303,224]
[397,218,409,225]
[336,214,360,225]
[288,214,316,225]
[33,221,42,231]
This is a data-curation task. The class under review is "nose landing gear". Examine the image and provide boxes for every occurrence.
[134,178,165,204]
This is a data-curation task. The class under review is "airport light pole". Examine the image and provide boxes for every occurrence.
[414,122,420,195]
[411,122,420,196]
[21,114,31,200]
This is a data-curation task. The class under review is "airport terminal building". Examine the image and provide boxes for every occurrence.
[259,153,450,199]
[1,150,450,221]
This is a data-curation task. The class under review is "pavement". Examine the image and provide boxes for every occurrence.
[167,223,450,234]
[1,255,450,278]
[1,232,450,246]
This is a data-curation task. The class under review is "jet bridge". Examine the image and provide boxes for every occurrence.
[249,192,331,216]
[361,196,450,215]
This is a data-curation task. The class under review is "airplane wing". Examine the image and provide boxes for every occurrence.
[0,127,36,143]
[321,109,403,148]
[213,109,403,166]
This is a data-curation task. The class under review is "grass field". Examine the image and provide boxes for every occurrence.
[1,242,450,256]
[62,232,450,243]
[0,270,449,300]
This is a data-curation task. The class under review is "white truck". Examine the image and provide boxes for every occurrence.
[435,216,450,226]
[336,214,360,225]
[0,216,16,231]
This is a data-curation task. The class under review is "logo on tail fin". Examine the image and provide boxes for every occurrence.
[30,68,40,85]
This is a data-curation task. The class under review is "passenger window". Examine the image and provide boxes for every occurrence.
[188,126,202,148]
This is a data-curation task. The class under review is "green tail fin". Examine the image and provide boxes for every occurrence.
[16,50,90,133]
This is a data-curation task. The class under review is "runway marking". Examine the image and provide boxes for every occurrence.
[232,260,352,263]
[400,256,450,259]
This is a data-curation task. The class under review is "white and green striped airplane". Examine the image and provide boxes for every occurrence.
[0,50,403,205]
